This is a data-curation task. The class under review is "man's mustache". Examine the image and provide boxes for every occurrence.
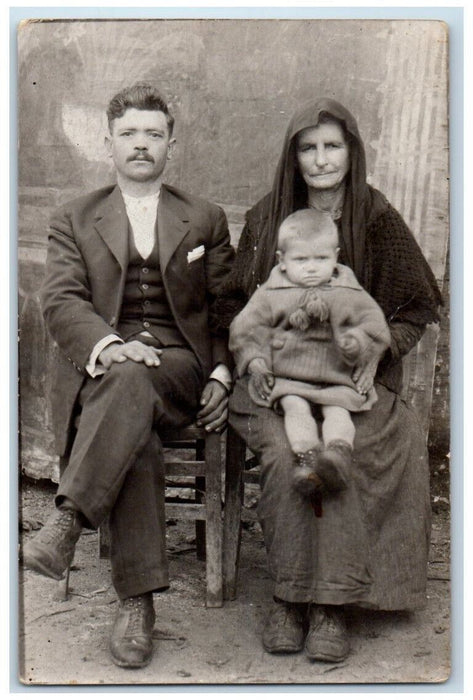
[127,153,154,162]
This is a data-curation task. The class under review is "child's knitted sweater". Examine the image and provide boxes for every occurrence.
[229,263,391,411]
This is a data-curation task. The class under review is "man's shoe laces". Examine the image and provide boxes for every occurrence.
[122,596,150,637]
[37,509,78,545]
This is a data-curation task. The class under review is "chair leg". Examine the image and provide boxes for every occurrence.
[195,476,206,561]
[195,439,207,560]
[223,426,246,601]
[55,564,71,602]
[203,431,223,608]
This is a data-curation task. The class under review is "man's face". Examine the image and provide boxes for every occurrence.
[105,108,175,185]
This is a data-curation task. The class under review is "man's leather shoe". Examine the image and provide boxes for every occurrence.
[22,507,82,580]
[262,600,306,653]
[110,593,156,669]
[305,604,350,662]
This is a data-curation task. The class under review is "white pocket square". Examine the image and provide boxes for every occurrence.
[187,245,205,263]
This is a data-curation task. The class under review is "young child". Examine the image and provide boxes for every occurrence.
[229,208,391,496]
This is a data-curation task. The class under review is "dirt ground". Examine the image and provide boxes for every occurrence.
[17,465,451,688]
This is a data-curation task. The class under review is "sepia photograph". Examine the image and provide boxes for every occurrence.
[17,15,451,686]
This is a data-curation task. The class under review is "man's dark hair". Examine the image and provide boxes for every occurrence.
[106,82,174,135]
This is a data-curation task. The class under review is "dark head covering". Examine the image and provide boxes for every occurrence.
[215,97,441,337]
[253,98,388,290]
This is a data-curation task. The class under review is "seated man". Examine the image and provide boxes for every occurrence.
[23,82,234,669]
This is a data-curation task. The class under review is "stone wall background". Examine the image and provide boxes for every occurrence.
[17,19,449,480]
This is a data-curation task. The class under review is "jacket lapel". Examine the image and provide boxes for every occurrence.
[93,186,129,270]
[157,185,190,274]
[93,184,190,273]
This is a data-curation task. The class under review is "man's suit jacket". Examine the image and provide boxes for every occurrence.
[41,183,235,455]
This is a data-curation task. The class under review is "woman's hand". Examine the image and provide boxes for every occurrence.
[248,358,274,401]
[352,356,378,395]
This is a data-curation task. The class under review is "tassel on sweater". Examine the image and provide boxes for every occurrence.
[288,307,311,331]
[288,289,330,330]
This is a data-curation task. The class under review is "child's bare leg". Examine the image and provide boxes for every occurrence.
[280,395,319,453]
[316,405,353,492]
[280,395,323,496]
[321,405,355,448]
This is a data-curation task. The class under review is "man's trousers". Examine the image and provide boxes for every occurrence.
[56,348,204,599]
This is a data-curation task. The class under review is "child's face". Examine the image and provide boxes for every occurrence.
[278,235,338,287]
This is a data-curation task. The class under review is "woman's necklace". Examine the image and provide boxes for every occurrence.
[308,183,346,221]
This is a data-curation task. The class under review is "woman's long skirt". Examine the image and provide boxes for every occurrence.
[229,377,431,610]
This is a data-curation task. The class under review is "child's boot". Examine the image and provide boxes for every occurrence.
[316,440,352,492]
[293,447,324,496]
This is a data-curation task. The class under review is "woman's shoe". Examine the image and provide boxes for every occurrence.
[262,600,306,653]
[305,604,350,662]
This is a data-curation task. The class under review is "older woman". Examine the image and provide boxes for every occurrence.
[215,99,442,663]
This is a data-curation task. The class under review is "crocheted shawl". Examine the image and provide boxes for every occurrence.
[220,98,441,329]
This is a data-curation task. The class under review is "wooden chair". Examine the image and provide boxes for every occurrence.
[222,425,255,601]
[59,424,224,608]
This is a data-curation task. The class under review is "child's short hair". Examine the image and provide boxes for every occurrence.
[277,209,338,252]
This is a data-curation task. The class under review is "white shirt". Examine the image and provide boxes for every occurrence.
[122,190,160,259]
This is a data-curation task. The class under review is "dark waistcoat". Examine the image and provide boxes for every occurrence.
[117,227,187,347]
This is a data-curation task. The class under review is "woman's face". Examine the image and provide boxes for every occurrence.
[296,121,350,191]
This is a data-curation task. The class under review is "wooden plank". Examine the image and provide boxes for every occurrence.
[203,431,223,608]
[223,426,246,601]
[195,441,207,561]
[402,325,441,436]
[164,503,206,520]
[164,460,205,476]
[161,425,206,442]
[372,22,448,434]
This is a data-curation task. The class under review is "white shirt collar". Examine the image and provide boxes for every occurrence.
[121,189,161,207]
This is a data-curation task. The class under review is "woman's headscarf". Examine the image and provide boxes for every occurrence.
[215,97,441,335]
[252,98,388,291]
